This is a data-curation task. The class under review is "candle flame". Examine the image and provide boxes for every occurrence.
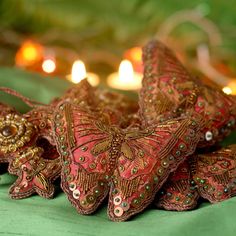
[15,40,43,66]
[71,60,87,84]
[119,60,134,82]
[126,47,142,63]
[42,59,56,73]
[222,81,236,95]
[222,86,232,95]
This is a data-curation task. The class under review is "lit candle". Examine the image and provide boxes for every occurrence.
[124,47,143,73]
[42,57,56,74]
[107,60,142,90]
[15,40,43,67]
[67,60,100,86]
[222,81,236,95]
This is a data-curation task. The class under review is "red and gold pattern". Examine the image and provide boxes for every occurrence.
[0,80,139,200]
[156,145,236,210]
[8,146,61,199]
[139,40,236,147]
[53,101,202,221]
[0,103,18,163]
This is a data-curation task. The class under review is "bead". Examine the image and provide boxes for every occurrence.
[62,151,68,156]
[203,185,208,189]
[139,193,145,199]
[157,168,164,175]
[81,200,86,205]
[81,146,88,152]
[138,151,144,157]
[94,188,100,196]
[153,176,159,182]
[184,199,190,205]
[86,195,95,204]
[224,188,229,193]
[167,192,172,197]
[198,101,204,107]
[132,167,138,174]
[55,114,61,119]
[145,185,151,191]
[77,156,84,162]
[179,143,186,150]
[161,160,169,168]
[89,163,96,169]
[121,201,130,211]
[200,179,205,184]
[175,150,181,157]
[64,160,69,165]
[112,189,118,194]
[132,198,140,205]
[175,197,180,201]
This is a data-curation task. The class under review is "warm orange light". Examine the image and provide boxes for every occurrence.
[67,60,100,86]
[42,59,56,73]
[222,87,232,95]
[15,40,43,67]
[125,47,142,63]
[222,81,236,95]
[107,60,142,90]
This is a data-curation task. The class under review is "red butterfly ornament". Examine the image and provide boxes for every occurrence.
[139,40,236,147]
[53,101,203,221]
[157,145,236,210]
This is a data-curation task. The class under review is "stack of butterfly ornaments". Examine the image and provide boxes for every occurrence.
[1,40,236,222]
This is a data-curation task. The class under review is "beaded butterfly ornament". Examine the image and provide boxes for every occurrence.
[1,80,139,199]
[139,40,236,147]
[0,81,96,199]
[156,145,236,210]
[53,101,203,221]
[139,40,236,210]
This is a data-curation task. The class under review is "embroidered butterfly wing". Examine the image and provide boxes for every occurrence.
[8,147,61,199]
[54,102,113,214]
[108,117,202,221]
[139,40,236,147]
[155,159,199,211]
[192,145,236,203]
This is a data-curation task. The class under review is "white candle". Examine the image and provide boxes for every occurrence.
[107,60,142,90]
[67,60,100,87]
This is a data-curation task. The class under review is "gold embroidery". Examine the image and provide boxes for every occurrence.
[116,176,140,198]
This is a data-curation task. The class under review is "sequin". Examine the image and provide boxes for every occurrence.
[114,207,124,217]
[73,189,81,199]
[205,131,213,141]
[114,196,122,206]
[69,182,76,191]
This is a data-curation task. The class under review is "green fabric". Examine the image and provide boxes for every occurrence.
[1,67,236,236]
